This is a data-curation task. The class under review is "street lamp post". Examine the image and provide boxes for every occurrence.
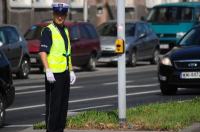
[31,0,35,25]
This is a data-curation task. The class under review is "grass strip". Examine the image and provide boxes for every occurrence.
[34,97,200,131]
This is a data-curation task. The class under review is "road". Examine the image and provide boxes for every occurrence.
[2,63,200,132]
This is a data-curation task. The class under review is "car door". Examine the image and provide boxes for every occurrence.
[0,26,22,69]
[78,24,93,64]
[0,29,10,62]
[69,24,82,66]
[142,23,156,58]
[135,23,146,59]
[84,24,100,53]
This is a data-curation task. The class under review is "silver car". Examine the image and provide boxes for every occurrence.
[97,21,160,66]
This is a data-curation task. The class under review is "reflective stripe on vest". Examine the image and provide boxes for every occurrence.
[47,23,71,73]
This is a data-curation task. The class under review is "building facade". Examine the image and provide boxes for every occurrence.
[1,0,200,33]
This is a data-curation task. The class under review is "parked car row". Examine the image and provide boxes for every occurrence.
[97,20,160,66]
[25,21,101,72]
[25,20,159,72]
[3,18,200,97]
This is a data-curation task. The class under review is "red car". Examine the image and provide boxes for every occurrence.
[24,21,101,72]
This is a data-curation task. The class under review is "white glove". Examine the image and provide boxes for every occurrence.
[70,71,76,85]
[45,69,56,83]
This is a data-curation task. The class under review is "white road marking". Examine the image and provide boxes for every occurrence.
[103,80,132,85]
[15,86,83,95]
[15,83,158,95]
[69,104,113,112]
[16,85,44,91]
[15,85,83,91]
[4,124,33,128]
[7,104,45,112]
[16,90,45,95]
[7,90,159,112]
[126,90,160,96]
[69,90,160,103]
[127,83,159,89]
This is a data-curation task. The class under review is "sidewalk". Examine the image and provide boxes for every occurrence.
[20,123,200,132]
[20,127,164,132]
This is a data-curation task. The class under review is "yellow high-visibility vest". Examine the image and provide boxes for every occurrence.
[47,23,72,73]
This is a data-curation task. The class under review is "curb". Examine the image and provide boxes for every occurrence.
[20,127,163,132]
[20,123,200,132]
[180,123,200,132]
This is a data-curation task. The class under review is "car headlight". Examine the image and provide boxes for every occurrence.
[125,43,129,51]
[160,57,172,66]
[176,32,186,39]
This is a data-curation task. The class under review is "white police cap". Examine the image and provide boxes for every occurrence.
[52,2,69,13]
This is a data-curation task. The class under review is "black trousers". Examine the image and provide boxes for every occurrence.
[45,70,70,132]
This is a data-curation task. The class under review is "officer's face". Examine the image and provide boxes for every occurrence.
[53,12,67,25]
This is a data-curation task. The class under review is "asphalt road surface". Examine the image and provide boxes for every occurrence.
[2,63,200,132]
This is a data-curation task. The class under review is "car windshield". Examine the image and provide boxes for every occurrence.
[147,6,193,23]
[98,22,135,36]
[179,28,200,46]
[24,25,44,40]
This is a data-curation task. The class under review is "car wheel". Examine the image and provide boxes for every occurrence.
[160,82,177,95]
[150,49,159,65]
[16,58,30,79]
[0,94,5,127]
[128,50,137,67]
[83,54,96,71]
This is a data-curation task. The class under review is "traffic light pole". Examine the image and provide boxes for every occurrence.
[84,0,88,22]
[117,0,126,127]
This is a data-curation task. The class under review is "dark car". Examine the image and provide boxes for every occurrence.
[0,25,30,79]
[97,21,160,66]
[24,21,101,71]
[158,25,200,95]
[0,49,15,127]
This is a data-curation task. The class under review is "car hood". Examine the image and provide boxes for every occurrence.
[100,36,135,46]
[100,36,116,46]
[167,46,200,60]
[100,36,136,51]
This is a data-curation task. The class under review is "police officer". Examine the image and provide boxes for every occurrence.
[39,2,76,132]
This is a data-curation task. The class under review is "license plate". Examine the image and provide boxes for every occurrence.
[30,58,37,63]
[98,57,118,63]
[98,58,112,63]
[160,44,169,49]
[180,72,200,79]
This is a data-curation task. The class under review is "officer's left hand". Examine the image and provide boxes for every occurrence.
[70,71,76,85]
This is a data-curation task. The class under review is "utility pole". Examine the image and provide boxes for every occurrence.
[31,0,35,25]
[117,0,126,127]
[83,0,88,22]
[6,0,11,24]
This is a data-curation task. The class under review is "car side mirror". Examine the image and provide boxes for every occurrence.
[139,33,146,38]
[0,41,3,47]
[19,36,22,41]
